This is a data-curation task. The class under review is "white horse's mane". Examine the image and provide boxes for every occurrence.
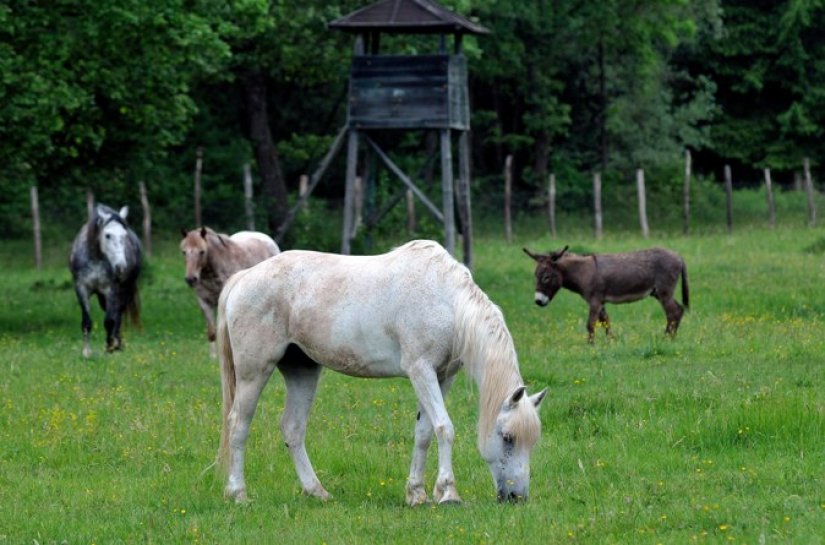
[399,240,540,448]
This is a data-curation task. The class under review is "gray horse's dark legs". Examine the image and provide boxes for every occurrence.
[75,285,94,358]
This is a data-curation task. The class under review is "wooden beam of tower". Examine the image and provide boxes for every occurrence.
[363,135,445,224]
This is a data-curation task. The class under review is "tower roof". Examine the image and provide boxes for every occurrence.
[329,0,489,35]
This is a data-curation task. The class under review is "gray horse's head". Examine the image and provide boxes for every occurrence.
[97,205,131,279]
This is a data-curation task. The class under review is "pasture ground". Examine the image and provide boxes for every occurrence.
[1,223,824,544]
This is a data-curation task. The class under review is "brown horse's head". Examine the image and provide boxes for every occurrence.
[523,246,568,306]
[180,227,210,287]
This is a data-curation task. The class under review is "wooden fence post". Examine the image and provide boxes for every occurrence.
[243,163,255,230]
[298,174,309,216]
[30,186,42,270]
[683,149,691,235]
[636,168,649,238]
[547,173,557,238]
[504,154,513,244]
[138,181,152,257]
[593,172,603,240]
[724,164,733,233]
[804,157,817,227]
[193,147,204,227]
[764,168,776,228]
[352,176,363,238]
[406,189,416,233]
[86,188,95,220]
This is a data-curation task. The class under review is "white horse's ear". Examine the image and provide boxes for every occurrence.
[119,206,129,220]
[505,386,527,410]
[529,388,548,410]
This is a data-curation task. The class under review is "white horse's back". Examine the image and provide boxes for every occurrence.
[229,231,279,259]
[221,240,461,378]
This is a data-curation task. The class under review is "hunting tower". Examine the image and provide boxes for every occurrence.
[329,0,488,267]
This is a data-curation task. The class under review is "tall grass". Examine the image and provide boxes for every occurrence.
[1,217,824,543]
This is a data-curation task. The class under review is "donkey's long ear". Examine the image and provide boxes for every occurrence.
[523,248,540,261]
[200,226,208,239]
[118,206,129,220]
[551,245,569,261]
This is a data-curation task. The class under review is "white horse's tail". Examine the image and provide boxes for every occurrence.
[217,275,239,473]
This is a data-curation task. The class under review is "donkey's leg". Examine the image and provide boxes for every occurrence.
[586,304,601,344]
[599,306,612,338]
[74,284,94,358]
[661,297,685,337]
[225,365,276,501]
[405,375,456,506]
[277,353,330,500]
[406,362,461,504]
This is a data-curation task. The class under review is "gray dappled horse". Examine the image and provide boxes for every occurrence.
[70,204,142,358]
[524,246,689,342]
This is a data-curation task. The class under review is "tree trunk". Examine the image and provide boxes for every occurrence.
[243,71,287,235]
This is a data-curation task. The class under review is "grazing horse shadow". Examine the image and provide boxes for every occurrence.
[69,204,142,358]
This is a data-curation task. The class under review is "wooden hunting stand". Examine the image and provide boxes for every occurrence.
[329,0,487,267]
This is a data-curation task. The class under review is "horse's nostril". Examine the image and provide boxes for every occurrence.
[185,277,196,287]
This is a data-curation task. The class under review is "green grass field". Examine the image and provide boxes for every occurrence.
[1,221,824,544]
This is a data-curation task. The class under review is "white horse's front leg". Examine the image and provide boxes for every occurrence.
[406,364,462,505]
[405,405,433,506]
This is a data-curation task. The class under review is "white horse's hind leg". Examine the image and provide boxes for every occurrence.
[406,363,462,505]
[226,371,274,502]
[278,357,330,500]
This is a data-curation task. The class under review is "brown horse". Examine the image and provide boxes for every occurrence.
[180,227,279,353]
[524,246,689,342]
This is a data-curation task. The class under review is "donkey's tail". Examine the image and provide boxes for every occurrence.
[681,260,690,310]
[217,276,239,474]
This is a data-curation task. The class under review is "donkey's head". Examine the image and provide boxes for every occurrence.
[480,386,547,502]
[523,246,568,307]
[180,227,210,287]
[97,205,131,279]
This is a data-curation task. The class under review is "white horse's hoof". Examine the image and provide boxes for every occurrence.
[305,485,332,501]
[225,485,247,503]
[405,484,429,506]
[82,347,92,359]
[433,482,462,505]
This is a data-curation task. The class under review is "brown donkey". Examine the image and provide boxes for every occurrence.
[523,246,689,342]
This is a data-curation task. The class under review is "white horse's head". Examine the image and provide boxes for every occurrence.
[97,205,131,279]
[479,386,547,502]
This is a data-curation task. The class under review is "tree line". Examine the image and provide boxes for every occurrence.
[2,0,823,243]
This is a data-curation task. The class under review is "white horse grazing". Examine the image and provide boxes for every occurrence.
[217,240,547,505]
